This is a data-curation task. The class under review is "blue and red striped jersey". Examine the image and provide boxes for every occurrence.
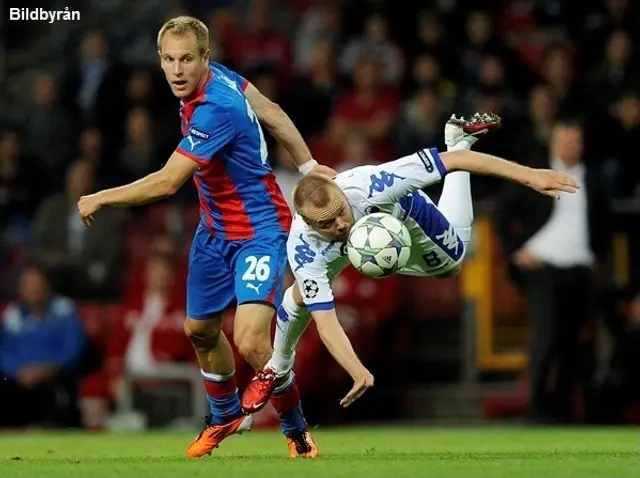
[176,62,291,240]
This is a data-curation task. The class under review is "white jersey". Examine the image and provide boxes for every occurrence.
[288,148,466,311]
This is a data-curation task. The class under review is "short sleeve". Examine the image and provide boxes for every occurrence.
[287,232,335,311]
[177,103,235,164]
[212,61,248,91]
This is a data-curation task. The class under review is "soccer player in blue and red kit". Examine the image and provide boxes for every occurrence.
[77,16,333,458]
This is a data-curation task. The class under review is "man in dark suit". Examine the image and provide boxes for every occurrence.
[31,160,126,300]
[62,28,129,143]
[494,118,612,423]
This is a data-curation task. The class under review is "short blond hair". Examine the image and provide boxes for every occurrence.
[293,174,337,214]
[157,16,209,55]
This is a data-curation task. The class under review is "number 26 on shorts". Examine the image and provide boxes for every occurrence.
[242,255,271,282]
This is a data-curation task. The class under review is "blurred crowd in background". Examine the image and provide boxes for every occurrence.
[1,0,640,430]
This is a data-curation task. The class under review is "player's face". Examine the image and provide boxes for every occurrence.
[304,190,354,241]
[159,32,210,99]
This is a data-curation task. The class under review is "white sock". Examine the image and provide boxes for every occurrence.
[438,141,474,247]
[267,286,312,377]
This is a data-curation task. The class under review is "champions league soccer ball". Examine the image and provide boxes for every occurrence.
[346,212,412,278]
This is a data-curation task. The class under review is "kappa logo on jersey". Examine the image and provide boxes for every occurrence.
[321,241,337,256]
[303,279,319,299]
[367,171,406,198]
[189,127,210,140]
[435,225,459,255]
[293,234,316,271]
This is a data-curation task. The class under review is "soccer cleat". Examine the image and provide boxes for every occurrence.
[286,430,319,458]
[186,414,253,458]
[241,367,278,414]
[445,112,502,149]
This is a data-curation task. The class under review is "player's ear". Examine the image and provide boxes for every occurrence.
[202,48,210,63]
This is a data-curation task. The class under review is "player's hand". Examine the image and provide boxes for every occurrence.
[525,168,579,199]
[77,194,102,227]
[512,248,540,270]
[310,164,338,179]
[340,370,374,408]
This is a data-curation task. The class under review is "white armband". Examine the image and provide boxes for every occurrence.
[298,159,318,175]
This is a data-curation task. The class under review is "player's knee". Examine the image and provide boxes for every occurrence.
[233,305,274,368]
[183,317,222,352]
[291,283,305,308]
[235,331,271,368]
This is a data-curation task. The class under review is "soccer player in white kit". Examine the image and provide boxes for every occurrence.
[241,113,579,419]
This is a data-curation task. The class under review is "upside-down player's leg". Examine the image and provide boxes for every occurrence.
[184,226,252,458]
[438,113,502,250]
[233,233,318,458]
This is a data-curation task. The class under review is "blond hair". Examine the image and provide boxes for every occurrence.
[293,174,337,214]
[157,16,209,55]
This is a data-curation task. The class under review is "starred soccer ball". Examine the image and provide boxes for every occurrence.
[346,212,412,278]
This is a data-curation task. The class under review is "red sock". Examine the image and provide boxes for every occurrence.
[270,380,300,414]
[203,375,238,398]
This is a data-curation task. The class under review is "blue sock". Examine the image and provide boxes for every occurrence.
[271,376,307,435]
[202,371,244,426]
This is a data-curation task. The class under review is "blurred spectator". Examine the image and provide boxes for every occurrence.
[582,0,640,61]
[62,28,129,139]
[32,160,126,300]
[0,266,84,428]
[206,8,240,61]
[23,73,75,182]
[123,232,188,308]
[79,254,193,430]
[461,10,516,84]
[330,56,399,163]
[294,1,344,73]
[339,13,404,86]
[273,144,301,211]
[118,107,160,184]
[494,119,612,423]
[113,254,192,374]
[281,38,339,138]
[395,87,445,157]
[411,11,460,82]
[77,127,104,167]
[460,55,522,117]
[229,0,293,86]
[539,43,591,118]
[512,84,557,166]
[610,91,640,198]
[408,53,456,107]
[336,132,372,172]
[587,29,638,111]
[0,128,48,238]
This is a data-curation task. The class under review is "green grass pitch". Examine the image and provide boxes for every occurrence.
[0,426,638,477]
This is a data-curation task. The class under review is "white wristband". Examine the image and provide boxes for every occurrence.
[298,159,318,175]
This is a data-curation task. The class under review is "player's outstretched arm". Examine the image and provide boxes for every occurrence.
[243,82,335,177]
[312,309,375,407]
[77,151,198,226]
[440,150,580,199]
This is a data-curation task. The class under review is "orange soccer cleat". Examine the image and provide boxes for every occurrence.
[186,414,253,458]
[286,430,319,458]
[241,367,278,414]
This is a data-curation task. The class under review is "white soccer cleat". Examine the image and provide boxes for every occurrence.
[445,112,502,149]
